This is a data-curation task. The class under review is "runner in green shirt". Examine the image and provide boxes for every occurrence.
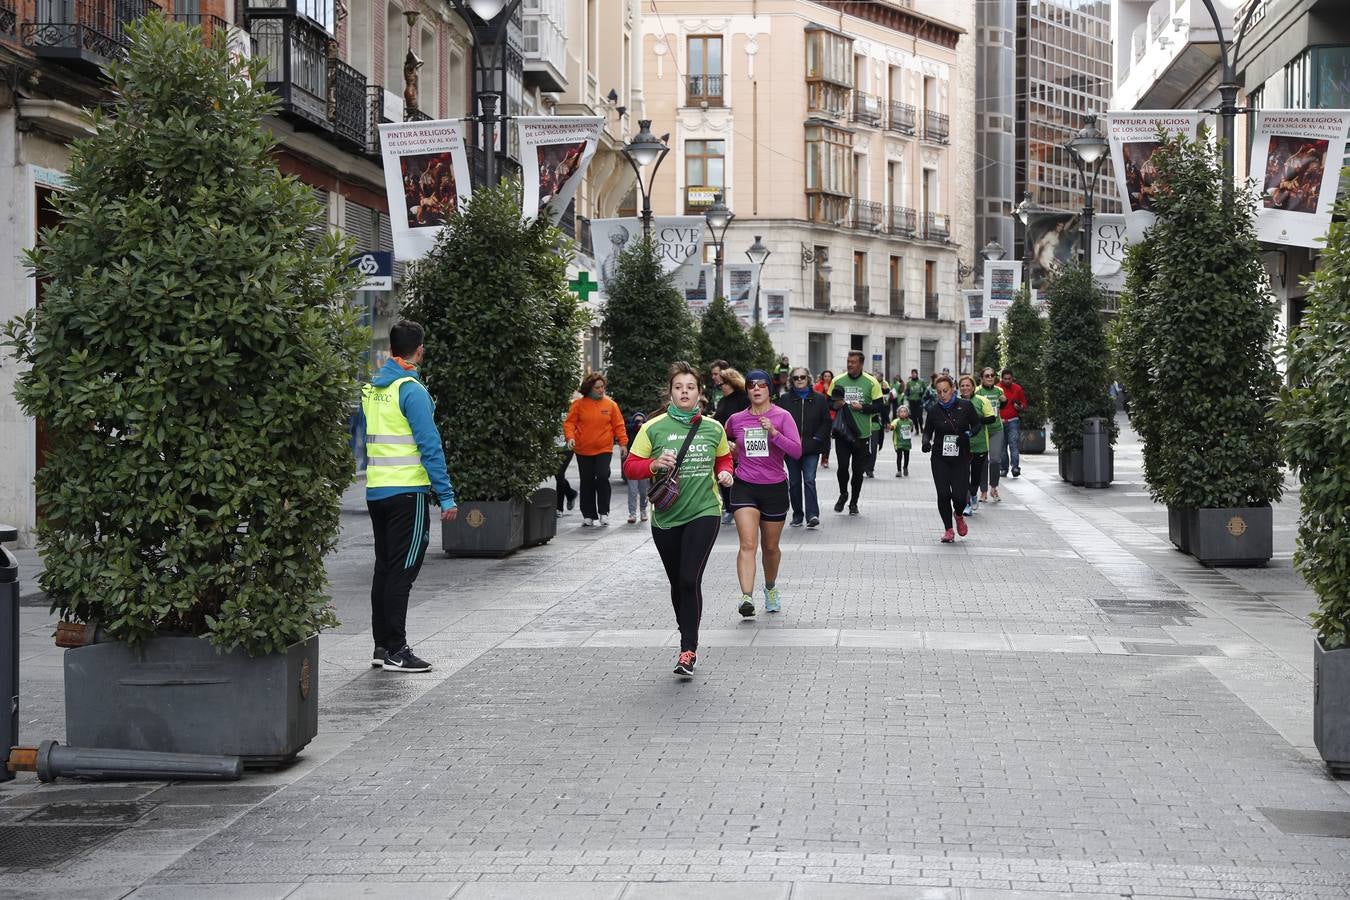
[958,373,998,517]
[829,350,886,515]
[974,368,1007,502]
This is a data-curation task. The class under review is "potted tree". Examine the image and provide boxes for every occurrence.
[1,16,365,764]
[698,294,753,371]
[402,180,584,557]
[1277,187,1350,775]
[999,287,1048,454]
[1044,262,1116,485]
[1117,129,1281,565]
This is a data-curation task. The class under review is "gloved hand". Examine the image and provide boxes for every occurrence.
[921,442,931,454]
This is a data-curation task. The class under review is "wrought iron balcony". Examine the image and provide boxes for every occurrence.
[813,278,831,311]
[23,0,152,70]
[848,199,884,231]
[330,57,367,151]
[364,84,385,157]
[925,292,940,320]
[405,108,433,122]
[853,284,870,313]
[687,73,724,106]
[924,110,950,144]
[0,3,14,39]
[889,288,905,317]
[923,211,950,242]
[171,12,228,43]
[888,101,916,134]
[850,91,883,126]
[887,206,917,237]
[250,10,330,131]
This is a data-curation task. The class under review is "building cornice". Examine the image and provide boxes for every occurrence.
[807,1,964,49]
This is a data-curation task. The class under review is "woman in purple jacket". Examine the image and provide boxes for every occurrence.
[725,369,802,617]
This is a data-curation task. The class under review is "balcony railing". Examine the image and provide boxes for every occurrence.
[925,292,940,320]
[853,284,870,313]
[687,73,724,105]
[250,11,330,130]
[330,58,368,151]
[0,2,15,38]
[887,101,916,134]
[889,288,905,316]
[23,0,153,67]
[924,110,950,143]
[848,199,883,231]
[172,12,228,43]
[522,2,566,92]
[923,211,950,242]
[364,84,385,157]
[887,205,917,236]
[850,90,883,126]
[813,278,830,311]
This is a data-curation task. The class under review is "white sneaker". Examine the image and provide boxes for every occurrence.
[581,518,595,527]
[599,515,609,527]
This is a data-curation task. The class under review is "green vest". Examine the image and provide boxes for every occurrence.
[362,378,431,489]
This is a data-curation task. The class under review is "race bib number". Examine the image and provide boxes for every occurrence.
[897,423,912,441]
[844,386,863,405]
[743,427,770,458]
[942,434,959,457]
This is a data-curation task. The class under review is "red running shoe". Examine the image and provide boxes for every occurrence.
[674,650,697,677]
[955,515,969,537]
[940,528,955,543]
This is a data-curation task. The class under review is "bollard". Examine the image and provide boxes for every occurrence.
[1081,417,1113,489]
[8,740,243,783]
[1,523,18,784]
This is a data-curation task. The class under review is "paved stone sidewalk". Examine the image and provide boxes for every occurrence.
[4,416,1350,900]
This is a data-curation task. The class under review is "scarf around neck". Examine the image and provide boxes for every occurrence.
[666,403,697,425]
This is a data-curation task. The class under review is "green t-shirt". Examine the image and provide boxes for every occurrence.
[905,378,926,401]
[968,393,995,454]
[975,386,1005,432]
[630,413,730,529]
[832,372,884,438]
[891,417,915,449]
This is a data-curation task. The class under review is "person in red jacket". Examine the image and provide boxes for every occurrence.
[998,368,1028,478]
[563,372,629,526]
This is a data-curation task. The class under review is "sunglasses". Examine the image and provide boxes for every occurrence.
[792,375,810,381]
[748,380,770,389]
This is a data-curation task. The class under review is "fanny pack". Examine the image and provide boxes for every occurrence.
[648,415,703,512]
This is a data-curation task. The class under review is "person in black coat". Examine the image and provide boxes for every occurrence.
[713,367,750,524]
[921,373,985,543]
[774,365,832,527]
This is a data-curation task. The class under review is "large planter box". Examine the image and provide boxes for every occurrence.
[1020,427,1047,455]
[1168,505,1191,554]
[442,499,525,558]
[1170,505,1272,567]
[1315,639,1350,778]
[522,488,558,548]
[65,634,318,768]
[1057,446,1083,485]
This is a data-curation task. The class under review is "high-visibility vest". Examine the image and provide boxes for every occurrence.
[362,377,431,489]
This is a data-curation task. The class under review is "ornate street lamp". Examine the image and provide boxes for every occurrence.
[1065,115,1108,266]
[982,239,1007,262]
[449,0,524,188]
[621,119,670,239]
[704,192,735,302]
[746,235,771,325]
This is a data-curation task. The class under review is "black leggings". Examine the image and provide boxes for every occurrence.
[969,452,989,501]
[834,436,869,504]
[931,454,970,529]
[576,452,612,519]
[555,450,577,511]
[895,447,910,472]
[651,515,720,652]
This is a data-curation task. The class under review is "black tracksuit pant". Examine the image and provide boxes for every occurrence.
[931,454,970,530]
[368,491,432,653]
[651,516,720,652]
[834,436,869,506]
[576,452,613,519]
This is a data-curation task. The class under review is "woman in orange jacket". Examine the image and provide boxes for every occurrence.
[563,372,629,526]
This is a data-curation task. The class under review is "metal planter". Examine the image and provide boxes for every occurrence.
[1169,505,1272,567]
[1314,639,1350,779]
[442,499,525,558]
[1057,446,1083,485]
[1020,427,1047,455]
[64,634,319,768]
[522,488,558,548]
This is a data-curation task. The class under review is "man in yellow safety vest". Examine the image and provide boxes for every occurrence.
[362,320,457,672]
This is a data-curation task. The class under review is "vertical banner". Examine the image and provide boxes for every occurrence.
[763,289,790,328]
[1025,211,1081,288]
[983,260,1021,316]
[964,289,988,333]
[1091,213,1128,292]
[378,120,473,260]
[590,216,707,298]
[1250,110,1350,248]
[684,265,715,313]
[519,116,605,226]
[724,263,760,326]
[1105,110,1204,241]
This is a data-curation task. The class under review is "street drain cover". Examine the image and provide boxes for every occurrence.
[1260,808,1350,838]
[0,824,124,870]
[1122,642,1223,657]
[1095,598,1202,625]
[21,801,156,825]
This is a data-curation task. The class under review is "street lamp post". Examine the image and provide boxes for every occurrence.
[1194,0,1267,203]
[1065,116,1109,267]
[704,192,734,302]
[621,119,670,240]
[746,235,771,326]
[449,0,524,188]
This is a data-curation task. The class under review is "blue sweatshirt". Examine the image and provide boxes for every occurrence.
[365,358,456,510]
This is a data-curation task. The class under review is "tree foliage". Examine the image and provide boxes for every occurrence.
[1,15,365,654]
[600,238,695,416]
[403,179,585,502]
[1116,129,1282,509]
[1044,261,1116,451]
[975,333,1000,377]
[1277,182,1350,648]
[999,286,1048,431]
[698,295,752,372]
[746,321,779,373]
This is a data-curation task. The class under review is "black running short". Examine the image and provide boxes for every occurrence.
[728,479,789,522]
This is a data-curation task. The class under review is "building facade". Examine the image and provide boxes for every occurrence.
[976,0,1017,261]
[639,0,972,383]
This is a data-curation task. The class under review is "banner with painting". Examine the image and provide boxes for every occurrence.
[762,289,790,328]
[724,264,760,327]
[1025,210,1080,288]
[590,216,707,300]
[519,116,605,227]
[1250,110,1350,248]
[983,260,1021,316]
[964,290,988,333]
[1105,110,1204,242]
[378,119,473,260]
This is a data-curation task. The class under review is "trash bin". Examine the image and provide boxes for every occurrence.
[1082,417,1113,489]
[1,524,18,783]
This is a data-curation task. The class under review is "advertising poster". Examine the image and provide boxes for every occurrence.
[763,289,790,328]
[724,263,760,327]
[1025,210,1081,288]
[1091,213,1128,292]
[378,119,473,260]
[964,289,988,333]
[1105,110,1204,241]
[1250,110,1350,248]
[590,216,707,298]
[684,265,715,313]
[983,259,1021,315]
[518,116,605,226]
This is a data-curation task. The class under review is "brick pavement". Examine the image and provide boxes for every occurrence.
[4,416,1350,900]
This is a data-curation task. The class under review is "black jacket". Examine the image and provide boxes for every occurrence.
[775,389,832,457]
[714,389,750,425]
[922,398,984,457]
